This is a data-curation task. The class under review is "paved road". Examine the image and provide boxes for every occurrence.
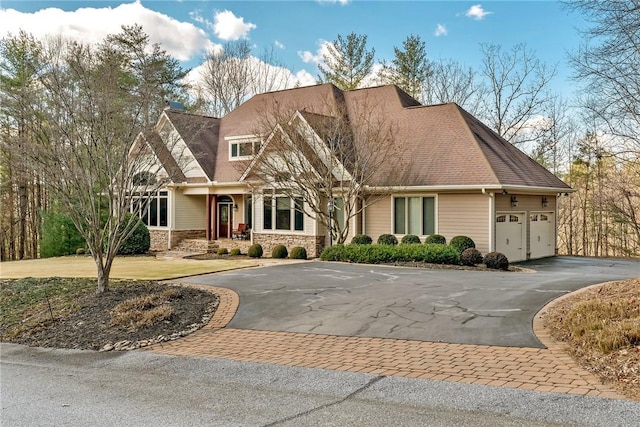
[180,256,640,347]
[3,343,639,427]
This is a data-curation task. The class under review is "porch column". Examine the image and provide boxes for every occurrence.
[205,194,212,240]
[206,195,218,241]
[210,195,217,240]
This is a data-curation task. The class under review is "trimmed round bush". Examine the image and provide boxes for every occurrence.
[289,246,307,260]
[76,248,86,255]
[460,248,483,266]
[272,245,288,259]
[118,215,150,255]
[449,235,475,254]
[377,234,398,245]
[248,243,263,258]
[400,234,421,244]
[351,234,373,245]
[484,251,509,270]
[230,248,241,256]
[424,234,446,245]
[217,247,229,255]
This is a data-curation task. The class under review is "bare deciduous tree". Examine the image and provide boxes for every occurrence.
[479,43,557,145]
[240,99,402,244]
[198,40,293,117]
[422,59,485,114]
[566,0,640,154]
[14,28,187,293]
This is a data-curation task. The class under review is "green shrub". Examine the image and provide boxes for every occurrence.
[460,248,483,266]
[272,245,288,259]
[320,243,459,265]
[117,214,150,255]
[230,248,241,256]
[40,210,86,258]
[76,248,86,255]
[400,234,421,244]
[377,234,398,245]
[248,244,263,258]
[449,235,475,254]
[217,248,229,255]
[424,234,446,245]
[351,234,373,245]
[289,246,307,259]
[484,251,509,270]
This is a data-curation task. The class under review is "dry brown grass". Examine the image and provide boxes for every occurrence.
[544,278,640,400]
[110,292,177,331]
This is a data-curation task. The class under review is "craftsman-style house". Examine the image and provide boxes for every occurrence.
[131,84,571,261]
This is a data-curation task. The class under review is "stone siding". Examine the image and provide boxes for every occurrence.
[253,233,326,258]
[149,230,169,252]
[170,230,206,249]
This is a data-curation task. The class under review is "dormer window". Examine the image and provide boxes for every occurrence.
[227,135,259,160]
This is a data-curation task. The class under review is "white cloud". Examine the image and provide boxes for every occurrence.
[316,0,350,5]
[212,10,256,41]
[465,4,492,20]
[434,24,448,37]
[298,40,331,65]
[295,70,316,87]
[0,1,216,61]
[184,55,317,102]
[274,40,285,49]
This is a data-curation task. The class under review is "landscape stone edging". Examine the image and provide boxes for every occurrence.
[101,284,238,352]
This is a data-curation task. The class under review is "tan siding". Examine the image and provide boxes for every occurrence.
[254,194,265,233]
[174,192,206,230]
[364,196,391,242]
[438,194,490,253]
[495,194,556,211]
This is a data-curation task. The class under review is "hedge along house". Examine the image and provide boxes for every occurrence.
[133,83,572,261]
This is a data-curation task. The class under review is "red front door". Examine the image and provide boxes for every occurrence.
[218,203,232,238]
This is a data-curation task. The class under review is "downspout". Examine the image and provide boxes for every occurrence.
[482,188,495,252]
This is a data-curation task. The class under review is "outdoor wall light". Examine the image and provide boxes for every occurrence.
[233,204,238,211]
[510,196,519,207]
[541,196,549,208]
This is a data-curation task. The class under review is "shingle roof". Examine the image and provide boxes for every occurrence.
[164,110,220,181]
[141,132,186,183]
[152,83,570,191]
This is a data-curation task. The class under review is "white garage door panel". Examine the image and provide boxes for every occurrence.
[496,213,525,262]
[530,212,555,259]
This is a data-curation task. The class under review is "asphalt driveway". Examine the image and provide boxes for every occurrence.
[180,256,639,348]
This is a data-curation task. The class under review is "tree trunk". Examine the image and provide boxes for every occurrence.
[95,258,111,293]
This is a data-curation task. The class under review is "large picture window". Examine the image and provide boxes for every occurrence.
[263,196,304,232]
[132,191,168,227]
[393,196,434,235]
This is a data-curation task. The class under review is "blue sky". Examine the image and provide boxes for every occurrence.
[0,1,585,98]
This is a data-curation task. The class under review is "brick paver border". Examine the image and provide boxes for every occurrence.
[146,285,625,400]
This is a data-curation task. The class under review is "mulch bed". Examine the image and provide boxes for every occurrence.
[8,282,217,351]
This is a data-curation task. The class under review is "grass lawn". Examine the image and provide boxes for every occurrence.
[0,255,258,280]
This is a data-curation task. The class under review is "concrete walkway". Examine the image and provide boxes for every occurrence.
[146,285,625,400]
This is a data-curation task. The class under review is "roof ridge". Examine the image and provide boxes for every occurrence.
[450,104,501,185]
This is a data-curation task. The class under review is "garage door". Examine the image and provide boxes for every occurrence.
[496,213,525,262]
[530,212,555,259]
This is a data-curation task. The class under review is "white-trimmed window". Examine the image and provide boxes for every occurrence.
[131,191,168,227]
[263,196,304,232]
[393,196,435,235]
[227,136,260,160]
